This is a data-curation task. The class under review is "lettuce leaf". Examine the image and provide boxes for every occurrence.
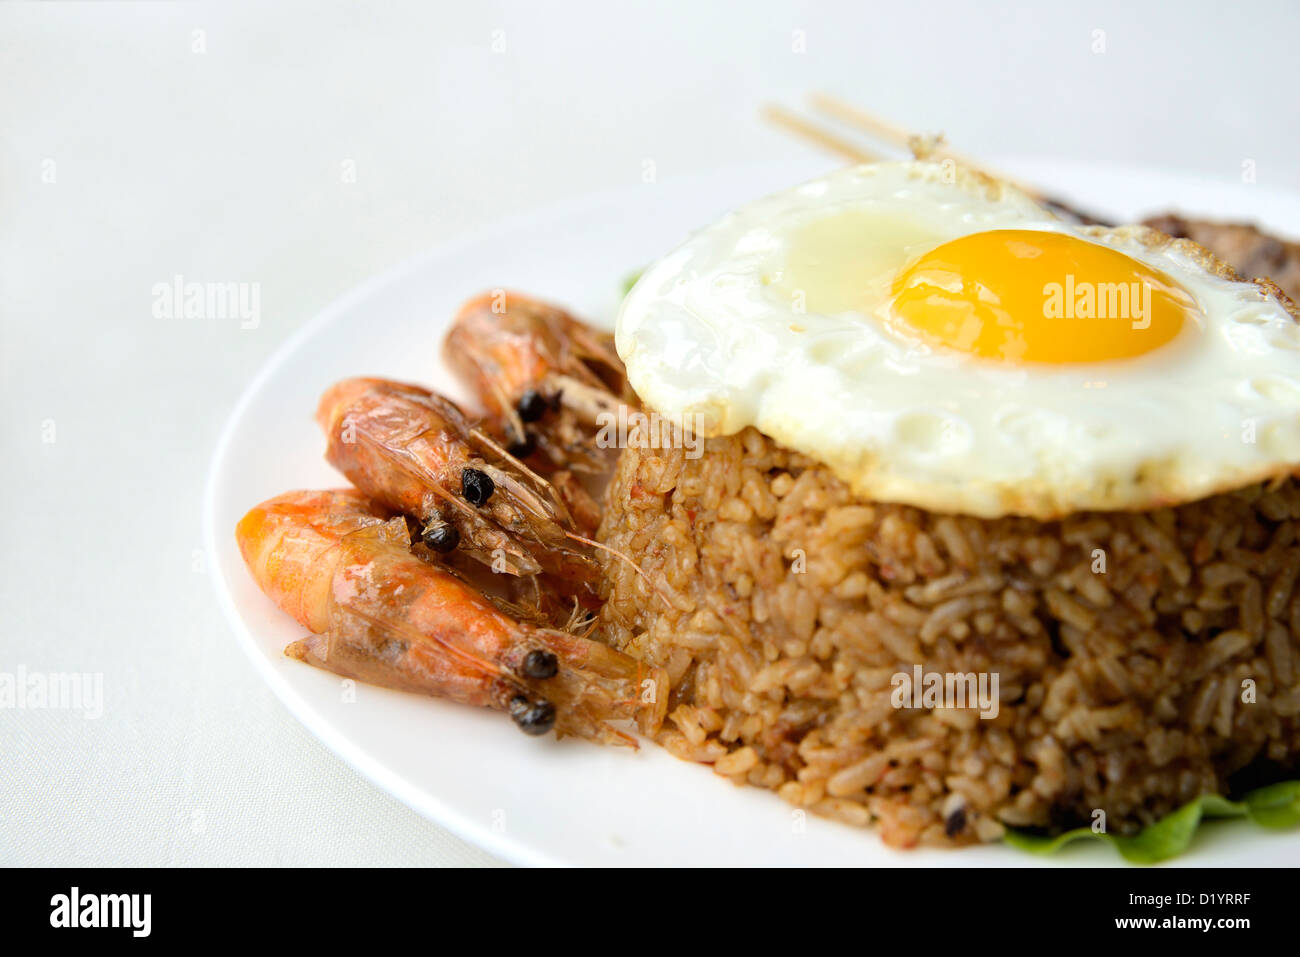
[1003,780,1300,864]
[621,269,644,296]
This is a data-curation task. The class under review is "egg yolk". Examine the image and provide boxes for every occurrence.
[890,229,1196,363]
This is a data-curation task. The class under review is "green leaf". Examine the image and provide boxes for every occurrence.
[1242,780,1300,829]
[621,269,644,296]
[1003,779,1300,864]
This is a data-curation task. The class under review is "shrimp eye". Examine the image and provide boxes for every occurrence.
[521,649,558,679]
[517,389,548,423]
[421,520,460,553]
[461,467,495,506]
[508,695,556,735]
[506,430,536,459]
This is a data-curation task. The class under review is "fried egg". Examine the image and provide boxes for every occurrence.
[616,161,1300,518]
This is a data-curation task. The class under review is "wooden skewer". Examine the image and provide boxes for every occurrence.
[806,92,1045,201]
[765,93,1113,225]
[760,104,881,166]
[805,92,915,153]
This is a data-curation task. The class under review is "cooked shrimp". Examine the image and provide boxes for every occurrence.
[318,377,604,608]
[236,489,666,744]
[443,291,635,470]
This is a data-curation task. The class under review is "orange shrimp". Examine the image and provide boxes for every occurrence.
[236,489,666,743]
[443,291,635,470]
[317,377,603,608]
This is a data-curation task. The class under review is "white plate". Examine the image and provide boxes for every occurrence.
[205,158,1300,867]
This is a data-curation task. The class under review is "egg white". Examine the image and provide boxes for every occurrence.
[616,161,1300,518]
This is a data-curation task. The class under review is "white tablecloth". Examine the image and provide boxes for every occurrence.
[4,0,1297,867]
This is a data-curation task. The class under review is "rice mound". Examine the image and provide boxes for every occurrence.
[596,428,1300,847]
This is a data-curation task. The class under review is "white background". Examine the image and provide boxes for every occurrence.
[3,0,1298,867]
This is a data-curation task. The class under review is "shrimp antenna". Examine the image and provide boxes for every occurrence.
[576,605,602,640]
[563,531,672,609]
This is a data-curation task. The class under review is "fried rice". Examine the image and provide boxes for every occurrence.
[596,428,1300,847]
